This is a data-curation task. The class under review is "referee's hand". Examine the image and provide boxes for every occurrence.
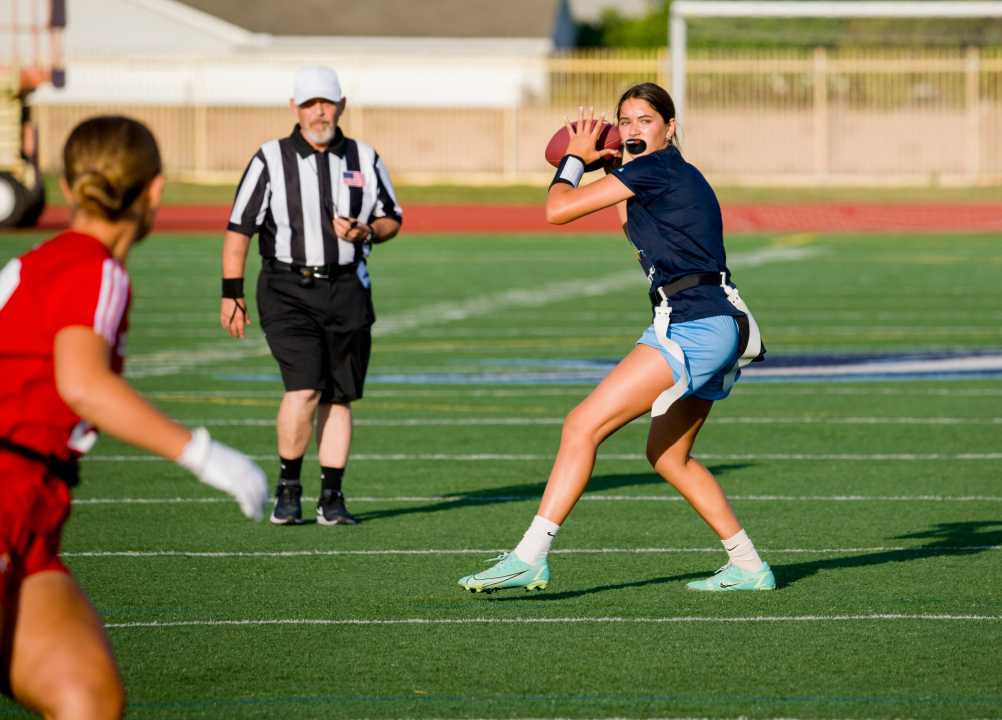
[334,216,371,243]
[220,297,251,339]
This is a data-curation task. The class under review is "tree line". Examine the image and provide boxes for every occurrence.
[576,1,1002,48]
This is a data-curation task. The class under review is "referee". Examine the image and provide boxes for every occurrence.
[220,66,402,526]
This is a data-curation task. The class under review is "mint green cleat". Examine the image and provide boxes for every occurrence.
[458,552,549,593]
[687,562,776,591]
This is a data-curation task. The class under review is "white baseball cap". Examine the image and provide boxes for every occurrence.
[293,66,343,105]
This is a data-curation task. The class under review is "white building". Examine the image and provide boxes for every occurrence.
[35,0,578,107]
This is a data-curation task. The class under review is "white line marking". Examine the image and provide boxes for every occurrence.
[744,387,1002,397]
[63,546,1001,559]
[747,354,1002,378]
[771,326,1002,335]
[178,416,1002,427]
[124,338,272,379]
[148,386,1002,399]
[71,494,1002,506]
[123,246,818,378]
[150,390,282,398]
[104,613,1002,629]
[372,247,815,337]
[712,416,1002,425]
[82,452,1002,462]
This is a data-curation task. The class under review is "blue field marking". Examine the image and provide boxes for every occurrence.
[214,349,1002,385]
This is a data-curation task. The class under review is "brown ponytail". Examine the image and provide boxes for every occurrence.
[63,116,161,221]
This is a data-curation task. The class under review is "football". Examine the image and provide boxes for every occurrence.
[544,121,622,171]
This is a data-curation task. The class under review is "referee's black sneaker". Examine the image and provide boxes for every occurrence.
[270,481,304,525]
[317,489,357,526]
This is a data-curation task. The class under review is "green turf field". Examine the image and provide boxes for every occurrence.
[1,229,1000,718]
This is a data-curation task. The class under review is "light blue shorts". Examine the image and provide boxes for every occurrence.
[637,315,741,401]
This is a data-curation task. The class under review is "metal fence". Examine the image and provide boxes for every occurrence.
[31,48,1002,185]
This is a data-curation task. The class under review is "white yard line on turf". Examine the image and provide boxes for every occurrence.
[177,416,1002,426]
[749,354,1002,378]
[749,387,1002,397]
[82,452,1002,462]
[148,387,1002,398]
[124,246,818,379]
[62,546,1001,559]
[71,494,1002,506]
[103,614,1002,629]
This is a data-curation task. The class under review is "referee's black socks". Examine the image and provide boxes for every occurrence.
[279,457,344,493]
[321,466,345,494]
[279,456,304,485]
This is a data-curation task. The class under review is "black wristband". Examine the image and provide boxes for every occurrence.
[222,278,244,298]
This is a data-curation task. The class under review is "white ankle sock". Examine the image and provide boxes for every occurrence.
[722,529,764,572]
[513,515,560,564]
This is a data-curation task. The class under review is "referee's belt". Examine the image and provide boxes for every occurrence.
[0,437,80,487]
[648,272,723,306]
[267,258,358,280]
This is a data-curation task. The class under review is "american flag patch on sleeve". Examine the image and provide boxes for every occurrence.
[342,170,364,187]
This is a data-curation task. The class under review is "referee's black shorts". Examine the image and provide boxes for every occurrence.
[256,262,375,403]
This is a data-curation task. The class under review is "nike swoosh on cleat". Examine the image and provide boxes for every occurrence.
[719,582,739,588]
[479,570,527,588]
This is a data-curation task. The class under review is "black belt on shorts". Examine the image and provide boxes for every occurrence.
[266,258,358,280]
[0,437,80,487]
[649,272,723,306]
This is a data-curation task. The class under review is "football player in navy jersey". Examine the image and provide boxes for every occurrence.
[459,83,775,594]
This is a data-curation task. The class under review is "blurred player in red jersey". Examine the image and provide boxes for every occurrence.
[0,116,268,719]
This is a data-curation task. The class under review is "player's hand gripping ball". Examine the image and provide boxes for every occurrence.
[545,120,622,171]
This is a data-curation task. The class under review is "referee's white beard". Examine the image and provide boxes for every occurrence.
[304,125,335,146]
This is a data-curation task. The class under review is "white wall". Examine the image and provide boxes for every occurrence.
[35,50,551,108]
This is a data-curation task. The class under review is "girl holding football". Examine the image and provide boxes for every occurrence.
[0,116,267,718]
[459,83,774,594]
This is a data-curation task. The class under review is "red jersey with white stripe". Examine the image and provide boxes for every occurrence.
[0,231,130,460]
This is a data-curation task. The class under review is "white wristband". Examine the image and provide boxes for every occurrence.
[550,155,585,188]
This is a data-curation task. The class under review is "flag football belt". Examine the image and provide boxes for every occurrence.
[267,258,358,281]
[647,271,766,418]
[0,437,80,487]
[647,271,765,364]
[648,272,722,307]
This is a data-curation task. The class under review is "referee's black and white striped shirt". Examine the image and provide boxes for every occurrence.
[227,125,402,266]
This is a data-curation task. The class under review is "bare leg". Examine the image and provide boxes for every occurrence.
[276,389,320,459]
[646,394,741,539]
[315,402,352,468]
[537,345,675,524]
[7,571,125,719]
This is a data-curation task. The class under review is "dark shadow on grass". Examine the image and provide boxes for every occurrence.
[484,521,1002,600]
[353,464,751,523]
[772,520,1002,588]
[485,570,708,602]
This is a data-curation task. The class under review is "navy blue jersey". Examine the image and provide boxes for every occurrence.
[613,145,743,323]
